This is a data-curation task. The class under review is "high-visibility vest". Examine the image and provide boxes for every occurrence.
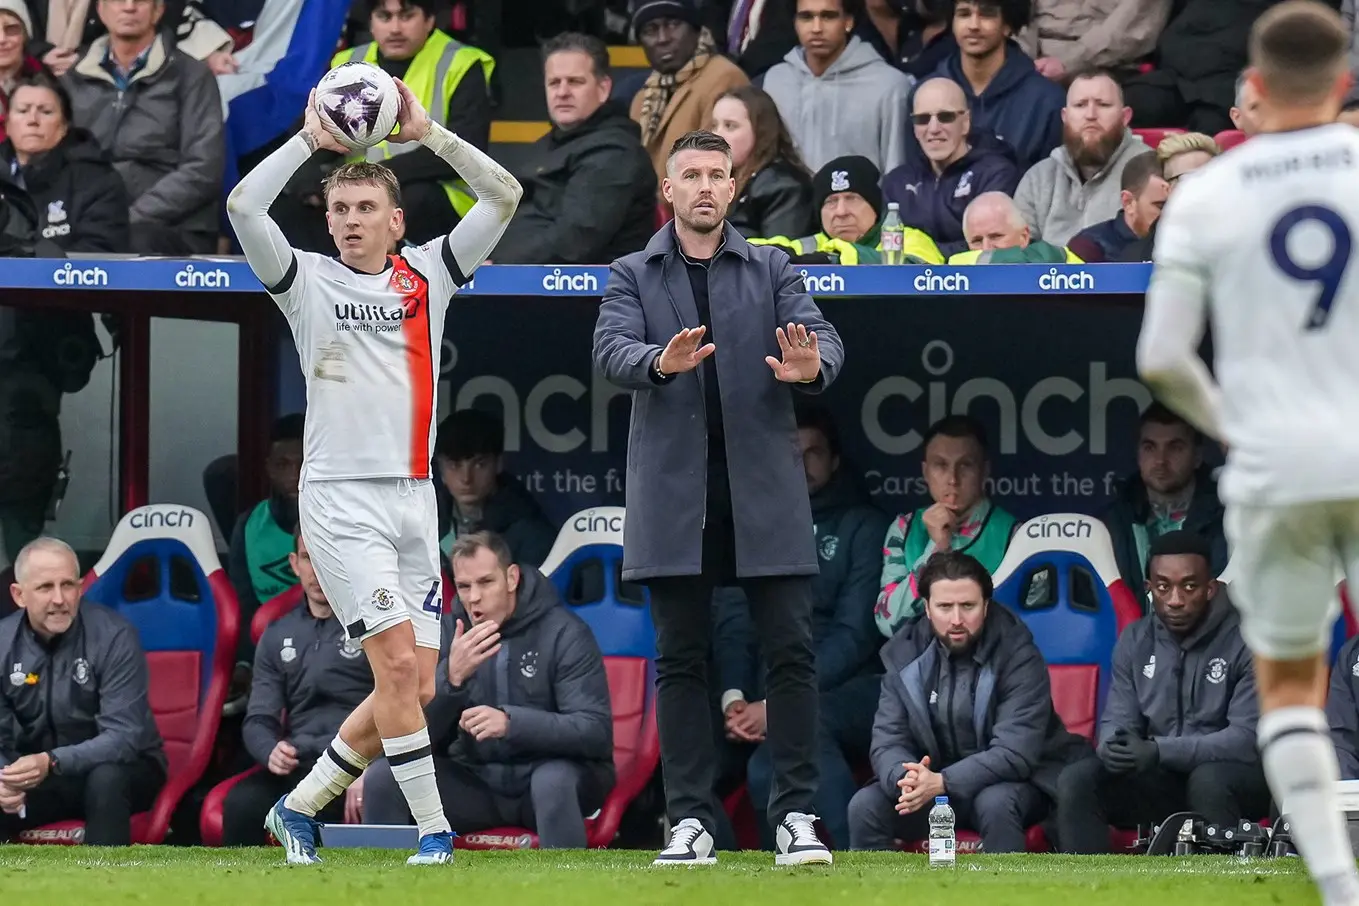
[332,31,495,218]
[948,245,1085,264]
[751,228,944,265]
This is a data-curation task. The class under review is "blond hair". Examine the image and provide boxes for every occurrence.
[1155,132,1222,166]
[1250,0,1349,106]
[322,161,402,206]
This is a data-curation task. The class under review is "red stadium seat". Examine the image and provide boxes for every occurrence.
[251,584,302,645]
[1214,129,1247,151]
[1133,127,1185,150]
[199,766,264,847]
[1048,663,1098,741]
[18,505,238,845]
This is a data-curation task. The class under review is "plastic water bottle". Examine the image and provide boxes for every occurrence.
[928,796,956,868]
[881,202,905,265]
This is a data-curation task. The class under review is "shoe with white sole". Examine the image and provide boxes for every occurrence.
[407,831,455,865]
[653,818,717,866]
[264,795,322,865]
[775,812,832,866]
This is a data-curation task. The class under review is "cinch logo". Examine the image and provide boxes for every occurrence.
[52,262,108,286]
[800,270,845,294]
[912,268,969,293]
[572,510,623,533]
[541,268,599,293]
[1038,268,1095,291]
[1025,516,1095,540]
[175,264,231,288]
[334,301,417,321]
[130,509,195,529]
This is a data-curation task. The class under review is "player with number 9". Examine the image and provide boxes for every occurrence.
[1137,4,1359,905]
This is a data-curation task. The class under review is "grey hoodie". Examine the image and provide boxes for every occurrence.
[1013,128,1150,246]
[761,37,914,176]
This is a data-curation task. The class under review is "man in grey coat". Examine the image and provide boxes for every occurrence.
[592,129,843,867]
[362,532,614,849]
[1056,531,1269,852]
[0,538,165,845]
[849,550,1090,852]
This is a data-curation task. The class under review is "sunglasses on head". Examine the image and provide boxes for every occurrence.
[911,110,965,127]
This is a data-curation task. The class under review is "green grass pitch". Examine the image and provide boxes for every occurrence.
[0,848,1324,905]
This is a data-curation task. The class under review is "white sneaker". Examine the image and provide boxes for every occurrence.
[652,818,717,866]
[775,812,832,866]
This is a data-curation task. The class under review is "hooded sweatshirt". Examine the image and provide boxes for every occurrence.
[437,473,559,569]
[881,129,1020,256]
[761,36,914,175]
[1013,128,1150,246]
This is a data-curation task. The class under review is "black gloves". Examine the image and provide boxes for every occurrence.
[1103,729,1159,774]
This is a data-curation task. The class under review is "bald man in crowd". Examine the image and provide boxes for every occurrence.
[948,192,1082,264]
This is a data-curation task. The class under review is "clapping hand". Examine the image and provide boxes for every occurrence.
[765,323,821,383]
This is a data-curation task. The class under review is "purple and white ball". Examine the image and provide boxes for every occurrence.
[314,62,400,151]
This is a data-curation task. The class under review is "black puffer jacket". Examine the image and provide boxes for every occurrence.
[728,158,815,240]
[0,128,129,253]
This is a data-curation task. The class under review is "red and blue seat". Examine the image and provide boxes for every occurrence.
[19,504,237,845]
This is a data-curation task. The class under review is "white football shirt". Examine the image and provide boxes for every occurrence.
[1147,122,1359,506]
[270,241,461,482]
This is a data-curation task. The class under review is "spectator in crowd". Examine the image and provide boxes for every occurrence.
[363,533,614,849]
[1067,151,1166,262]
[761,0,912,174]
[0,538,165,845]
[0,0,43,142]
[948,191,1083,262]
[492,33,655,264]
[711,85,814,239]
[27,0,236,77]
[631,0,748,191]
[227,413,303,666]
[221,531,373,845]
[1116,132,1220,262]
[275,0,495,251]
[881,76,1019,257]
[435,410,558,570]
[1056,532,1268,851]
[1013,70,1149,247]
[928,0,1063,171]
[1230,68,1261,136]
[64,0,224,255]
[753,154,943,264]
[720,405,889,851]
[1102,402,1228,608]
[850,551,1090,852]
[0,71,129,252]
[1327,633,1359,780]
[875,415,1016,638]
[1119,0,1268,135]
[1018,0,1172,84]
[702,0,798,79]
[858,0,957,79]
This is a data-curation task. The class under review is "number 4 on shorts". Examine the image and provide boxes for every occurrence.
[420,579,442,614]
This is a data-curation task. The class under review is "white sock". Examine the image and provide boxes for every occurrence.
[284,736,371,817]
[383,726,451,837]
[1260,707,1359,905]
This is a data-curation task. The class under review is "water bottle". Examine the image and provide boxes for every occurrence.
[928,796,956,868]
[881,202,905,265]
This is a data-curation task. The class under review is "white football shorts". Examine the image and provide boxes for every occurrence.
[298,477,443,650]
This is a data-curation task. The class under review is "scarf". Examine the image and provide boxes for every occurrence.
[636,27,717,148]
[46,0,91,52]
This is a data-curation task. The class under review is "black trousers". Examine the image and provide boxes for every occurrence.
[0,756,163,845]
[221,760,345,846]
[1056,757,1272,853]
[847,779,1048,853]
[648,571,818,834]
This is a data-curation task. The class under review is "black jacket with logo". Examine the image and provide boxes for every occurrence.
[0,128,130,254]
[1099,595,1259,771]
[242,603,373,766]
[0,603,165,775]
[428,567,614,798]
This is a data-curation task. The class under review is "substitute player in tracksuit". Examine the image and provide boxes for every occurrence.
[225,78,521,865]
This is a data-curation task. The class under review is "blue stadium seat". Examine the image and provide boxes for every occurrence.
[20,505,238,845]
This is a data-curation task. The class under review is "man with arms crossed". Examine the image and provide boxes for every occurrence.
[225,80,521,866]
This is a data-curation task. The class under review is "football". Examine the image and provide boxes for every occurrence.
[313,62,400,151]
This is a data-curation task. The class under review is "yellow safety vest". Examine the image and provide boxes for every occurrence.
[332,31,495,218]
[751,228,944,266]
[947,246,1085,264]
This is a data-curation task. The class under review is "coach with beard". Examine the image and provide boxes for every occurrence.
[593,130,844,868]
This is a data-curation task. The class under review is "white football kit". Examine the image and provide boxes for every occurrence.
[226,124,517,649]
[1139,122,1359,660]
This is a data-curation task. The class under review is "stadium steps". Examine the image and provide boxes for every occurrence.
[489,45,649,173]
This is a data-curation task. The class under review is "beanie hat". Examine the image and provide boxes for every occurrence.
[632,0,700,32]
[0,0,32,38]
[812,155,883,218]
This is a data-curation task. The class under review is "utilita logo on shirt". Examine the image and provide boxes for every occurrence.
[333,300,420,332]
